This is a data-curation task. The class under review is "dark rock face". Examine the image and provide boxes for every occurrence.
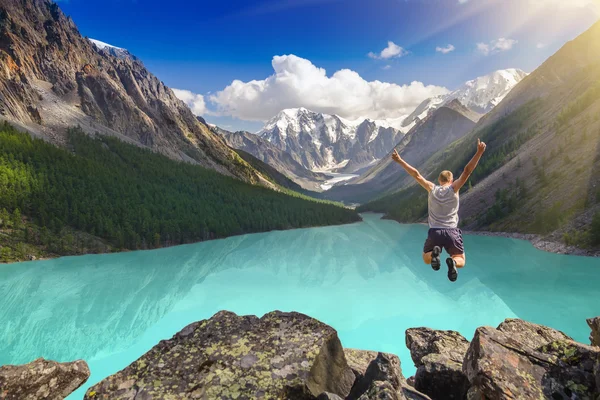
[0,357,89,399]
[588,316,600,347]
[464,323,600,400]
[348,352,404,400]
[405,327,470,400]
[84,311,356,400]
[0,0,259,182]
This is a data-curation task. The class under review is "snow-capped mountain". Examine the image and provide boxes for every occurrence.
[404,69,528,126]
[257,108,410,172]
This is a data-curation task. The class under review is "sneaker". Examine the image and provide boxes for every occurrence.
[431,246,441,271]
[446,257,458,282]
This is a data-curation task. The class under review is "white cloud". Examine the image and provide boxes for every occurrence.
[477,38,517,55]
[208,54,448,121]
[536,42,547,49]
[368,41,408,60]
[436,44,456,54]
[382,65,392,70]
[172,88,207,116]
[458,0,470,3]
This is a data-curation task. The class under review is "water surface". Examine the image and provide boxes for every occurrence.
[1,213,599,398]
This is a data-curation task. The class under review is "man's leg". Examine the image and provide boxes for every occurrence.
[452,253,466,268]
[445,228,465,282]
[423,229,441,270]
[423,252,432,264]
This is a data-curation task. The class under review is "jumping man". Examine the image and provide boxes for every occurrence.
[391,139,487,282]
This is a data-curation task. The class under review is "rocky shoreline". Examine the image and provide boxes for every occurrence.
[1,311,599,399]
[463,230,600,257]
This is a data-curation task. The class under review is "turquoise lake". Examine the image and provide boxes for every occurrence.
[1,213,600,398]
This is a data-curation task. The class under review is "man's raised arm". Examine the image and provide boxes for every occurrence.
[392,149,434,192]
[452,138,487,193]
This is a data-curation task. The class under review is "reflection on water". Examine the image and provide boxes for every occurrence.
[1,213,599,398]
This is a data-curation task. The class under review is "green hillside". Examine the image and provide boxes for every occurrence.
[0,124,360,262]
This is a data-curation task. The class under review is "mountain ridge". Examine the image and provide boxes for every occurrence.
[0,0,262,183]
[257,107,410,173]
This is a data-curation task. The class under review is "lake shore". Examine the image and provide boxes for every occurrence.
[375,213,600,258]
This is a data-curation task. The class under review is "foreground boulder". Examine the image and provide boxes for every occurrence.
[84,311,355,399]
[0,358,89,400]
[588,317,600,347]
[405,328,470,400]
[464,322,600,399]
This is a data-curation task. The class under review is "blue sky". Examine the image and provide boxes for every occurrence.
[58,0,599,131]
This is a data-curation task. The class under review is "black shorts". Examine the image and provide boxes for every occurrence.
[423,228,465,256]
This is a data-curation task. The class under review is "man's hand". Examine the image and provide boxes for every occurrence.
[392,149,402,163]
[477,138,487,154]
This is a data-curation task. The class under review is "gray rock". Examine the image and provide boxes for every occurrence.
[84,310,356,399]
[348,352,404,400]
[405,327,470,399]
[587,316,600,346]
[0,357,89,400]
[464,325,600,399]
[497,318,572,349]
[344,349,431,400]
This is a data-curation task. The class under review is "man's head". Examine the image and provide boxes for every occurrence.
[438,170,453,185]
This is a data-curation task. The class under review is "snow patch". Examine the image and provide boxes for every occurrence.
[89,38,124,51]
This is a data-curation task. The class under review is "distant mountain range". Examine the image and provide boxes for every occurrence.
[403,69,528,127]
[323,99,481,203]
[252,69,526,178]
[257,108,412,174]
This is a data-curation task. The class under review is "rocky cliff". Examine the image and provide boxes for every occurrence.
[214,125,327,191]
[0,0,260,182]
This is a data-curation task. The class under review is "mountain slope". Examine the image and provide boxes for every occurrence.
[213,125,327,191]
[258,108,408,173]
[360,20,600,251]
[323,100,480,203]
[404,69,527,126]
[0,0,260,182]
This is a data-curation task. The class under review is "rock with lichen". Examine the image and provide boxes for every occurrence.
[463,323,600,399]
[405,327,470,400]
[588,316,600,347]
[84,310,356,399]
[0,357,89,400]
[497,318,573,349]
